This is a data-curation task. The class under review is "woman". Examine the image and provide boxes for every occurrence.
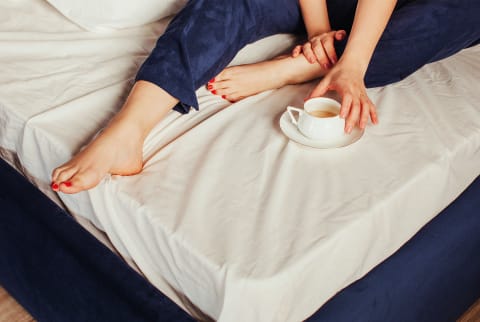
[51,0,479,193]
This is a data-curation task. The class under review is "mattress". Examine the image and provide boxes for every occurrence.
[2,1,480,321]
[3,155,479,322]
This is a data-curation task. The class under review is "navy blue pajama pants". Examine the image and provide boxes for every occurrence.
[136,0,480,114]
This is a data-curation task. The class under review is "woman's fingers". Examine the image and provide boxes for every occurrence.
[340,93,352,119]
[312,79,378,132]
[360,95,378,128]
[342,93,377,131]
[308,76,331,99]
[304,47,380,132]
[302,43,316,64]
[345,99,361,133]
[321,36,337,65]
[359,97,371,129]
[292,45,301,58]
[335,30,347,41]
[310,39,331,68]
[297,30,345,67]
[370,106,379,125]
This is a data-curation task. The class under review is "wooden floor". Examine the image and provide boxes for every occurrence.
[0,287,34,322]
[461,298,480,322]
[0,285,479,322]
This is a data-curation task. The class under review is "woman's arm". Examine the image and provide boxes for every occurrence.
[310,0,397,132]
[299,0,331,38]
[296,0,346,66]
[341,0,397,75]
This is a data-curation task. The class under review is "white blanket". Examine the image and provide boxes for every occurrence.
[1,1,480,321]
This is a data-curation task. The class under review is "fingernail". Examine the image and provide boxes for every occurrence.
[222,95,227,100]
[64,181,72,187]
[51,183,59,191]
[212,90,217,95]
[345,125,352,133]
[209,78,215,83]
[207,84,213,90]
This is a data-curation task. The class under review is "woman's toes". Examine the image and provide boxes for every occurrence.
[208,81,225,94]
[58,172,94,194]
[52,165,69,182]
[225,93,243,102]
[207,70,232,91]
[214,70,229,82]
[56,167,78,184]
[73,168,108,193]
[51,182,60,191]
[207,83,219,95]
[59,177,84,194]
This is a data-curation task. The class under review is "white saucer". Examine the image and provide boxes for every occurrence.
[279,111,364,149]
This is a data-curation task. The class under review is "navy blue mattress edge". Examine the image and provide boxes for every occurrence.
[0,157,479,322]
[0,159,194,322]
[307,175,480,322]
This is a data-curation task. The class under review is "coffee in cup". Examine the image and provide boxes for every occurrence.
[308,109,339,118]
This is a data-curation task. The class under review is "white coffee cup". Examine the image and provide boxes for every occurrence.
[287,97,344,141]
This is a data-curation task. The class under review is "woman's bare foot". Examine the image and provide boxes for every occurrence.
[51,81,178,194]
[207,55,327,102]
[51,120,144,194]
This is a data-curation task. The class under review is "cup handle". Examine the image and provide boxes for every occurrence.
[287,106,303,126]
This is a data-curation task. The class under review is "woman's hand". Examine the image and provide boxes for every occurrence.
[307,61,378,133]
[292,30,346,69]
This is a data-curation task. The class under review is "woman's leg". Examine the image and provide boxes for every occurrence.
[209,54,326,102]
[51,81,177,193]
[364,0,480,87]
[136,0,305,113]
[211,0,479,99]
[51,0,304,193]
[320,0,480,87]
[208,0,357,100]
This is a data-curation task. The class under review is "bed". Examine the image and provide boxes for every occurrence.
[1,1,479,321]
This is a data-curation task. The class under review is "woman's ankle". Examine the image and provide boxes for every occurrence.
[117,81,179,138]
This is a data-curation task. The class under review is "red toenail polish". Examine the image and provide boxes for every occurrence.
[212,90,217,95]
[64,181,72,187]
[209,78,215,83]
[51,183,59,190]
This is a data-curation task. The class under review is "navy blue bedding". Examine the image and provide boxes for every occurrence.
[1,157,479,322]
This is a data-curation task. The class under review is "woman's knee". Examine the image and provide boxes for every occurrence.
[364,0,479,87]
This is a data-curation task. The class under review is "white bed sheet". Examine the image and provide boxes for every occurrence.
[2,1,480,321]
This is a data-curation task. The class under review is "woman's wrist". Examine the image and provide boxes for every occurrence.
[335,53,369,79]
[307,29,331,40]
[338,49,370,76]
[300,0,331,41]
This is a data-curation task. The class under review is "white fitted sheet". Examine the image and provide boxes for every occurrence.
[2,1,480,321]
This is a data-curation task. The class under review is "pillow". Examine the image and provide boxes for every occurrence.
[45,0,188,32]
